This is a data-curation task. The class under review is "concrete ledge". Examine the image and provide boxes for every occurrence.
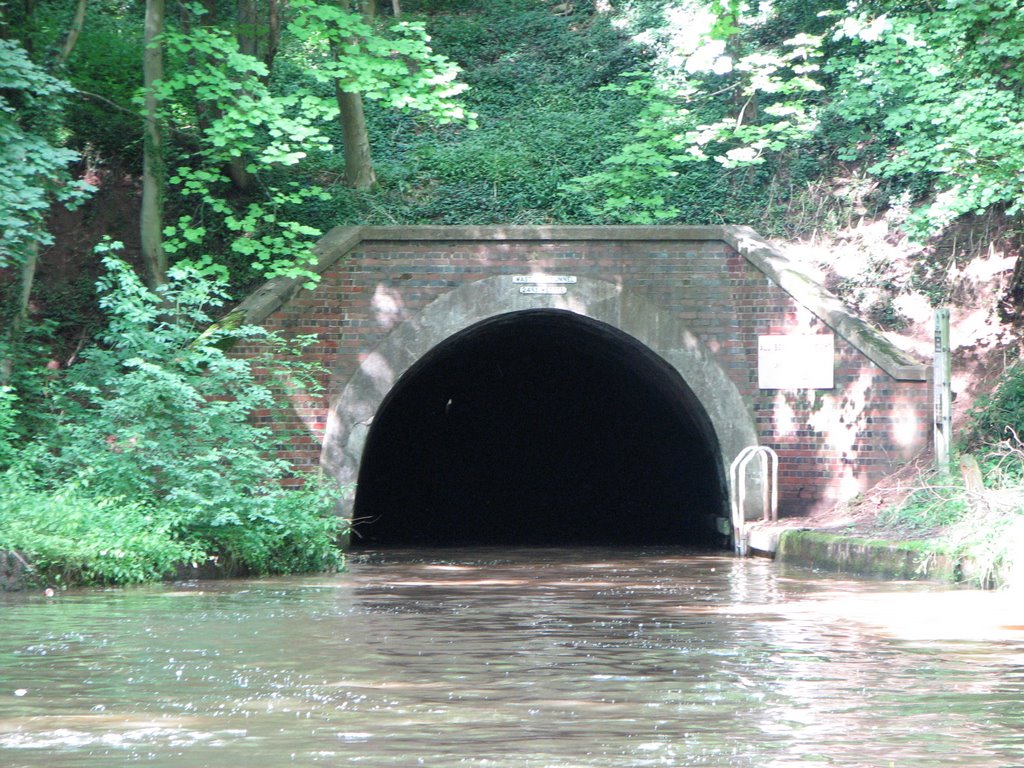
[747,526,781,557]
[358,224,729,242]
[775,529,956,582]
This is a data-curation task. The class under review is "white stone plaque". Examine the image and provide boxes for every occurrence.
[758,334,834,390]
[512,275,577,284]
[519,285,567,295]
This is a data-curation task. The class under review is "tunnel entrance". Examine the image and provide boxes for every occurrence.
[352,309,727,547]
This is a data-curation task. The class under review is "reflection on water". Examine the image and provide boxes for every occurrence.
[1,548,1022,767]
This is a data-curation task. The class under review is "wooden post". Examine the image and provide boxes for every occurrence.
[934,308,952,473]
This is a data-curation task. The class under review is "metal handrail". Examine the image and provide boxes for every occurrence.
[729,445,778,555]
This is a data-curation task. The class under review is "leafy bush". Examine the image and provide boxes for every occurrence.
[0,38,93,269]
[941,442,1024,588]
[0,385,19,469]
[963,358,1024,449]
[0,253,347,584]
[824,2,1024,238]
[0,472,203,586]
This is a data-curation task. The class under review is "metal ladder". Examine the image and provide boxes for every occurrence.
[729,446,778,556]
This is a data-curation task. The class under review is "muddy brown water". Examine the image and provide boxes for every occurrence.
[1,548,1022,767]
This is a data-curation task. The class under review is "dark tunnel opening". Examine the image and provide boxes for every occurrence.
[352,309,728,548]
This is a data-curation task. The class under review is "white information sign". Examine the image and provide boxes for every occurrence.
[512,275,577,284]
[519,285,567,295]
[757,334,835,390]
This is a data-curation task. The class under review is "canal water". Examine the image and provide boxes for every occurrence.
[1,548,1022,767]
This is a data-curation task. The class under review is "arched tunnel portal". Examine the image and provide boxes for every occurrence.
[352,309,730,547]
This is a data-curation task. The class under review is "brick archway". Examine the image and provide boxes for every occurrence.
[235,225,931,528]
[320,274,758,522]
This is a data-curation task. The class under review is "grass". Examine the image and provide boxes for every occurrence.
[878,439,1024,588]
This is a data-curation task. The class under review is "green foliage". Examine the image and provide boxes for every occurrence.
[564,75,697,223]
[156,21,335,285]
[428,0,637,109]
[160,24,334,166]
[0,39,93,269]
[941,443,1024,588]
[62,5,145,166]
[0,319,63,447]
[824,0,1024,238]
[0,386,20,468]
[880,481,968,534]
[563,2,825,224]
[4,0,1024,590]
[685,32,824,168]
[7,0,1021,258]
[0,475,204,586]
[0,251,347,584]
[147,0,476,285]
[332,0,653,225]
[288,0,475,126]
[963,358,1024,450]
[378,102,633,223]
[561,0,1024,236]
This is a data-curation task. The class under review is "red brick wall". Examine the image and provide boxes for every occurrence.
[243,234,931,516]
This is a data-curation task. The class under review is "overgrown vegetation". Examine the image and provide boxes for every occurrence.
[0,252,346,586]
[880,364,1024,587]
[2,0,1024,585]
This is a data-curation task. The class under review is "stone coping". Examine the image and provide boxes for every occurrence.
[234,225,928,382]
[773,528,957,583]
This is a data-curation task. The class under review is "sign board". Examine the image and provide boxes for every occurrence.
[519,285,567,295]
[512,275,577,285]
[757,334,834,390]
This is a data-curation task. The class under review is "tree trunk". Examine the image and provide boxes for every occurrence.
[224,0,262,190]
[183,1,218,148]
[390,0,400,18]
[237,0,280,80]
[264,0,280,81]
[237,0,257,56]
[0,243,39,387]
[336,86,377,189]
[7,0,38,50]
[57,0,87,66]
[141,0,166,288]
[335,2,377,190]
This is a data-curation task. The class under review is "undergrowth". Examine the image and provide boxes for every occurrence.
[881,370,1024,588]
[0,254,348,587]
